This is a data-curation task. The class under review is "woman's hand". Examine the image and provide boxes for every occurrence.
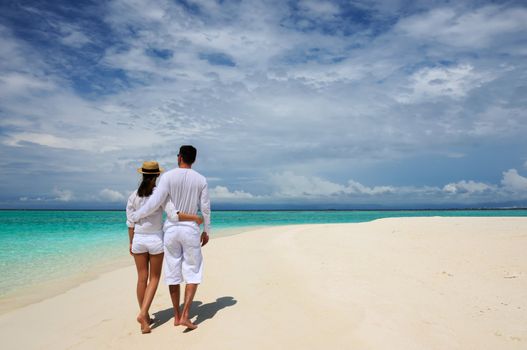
[196,215,204,225]
[201,232,209,246]
[128,227,135,256]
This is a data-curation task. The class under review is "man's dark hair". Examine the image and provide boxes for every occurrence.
[179,145,197,164]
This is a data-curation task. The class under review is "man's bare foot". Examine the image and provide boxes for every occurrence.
[137,314,151,334]
[179,317,197,330]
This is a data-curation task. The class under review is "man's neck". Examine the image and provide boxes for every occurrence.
[179,162,192,169]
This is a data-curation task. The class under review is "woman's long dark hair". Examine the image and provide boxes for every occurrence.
[137,173,159,197]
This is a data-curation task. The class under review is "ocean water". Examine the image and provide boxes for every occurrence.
[0,209,526,298]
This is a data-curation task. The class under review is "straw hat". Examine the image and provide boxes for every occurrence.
[137,161,164,174]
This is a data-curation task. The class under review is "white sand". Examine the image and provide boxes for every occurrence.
[0,217,526,349]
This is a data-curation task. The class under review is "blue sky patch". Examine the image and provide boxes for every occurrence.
[199,52,236,67]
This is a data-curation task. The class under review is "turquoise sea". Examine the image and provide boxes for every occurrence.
[0,209,526,298]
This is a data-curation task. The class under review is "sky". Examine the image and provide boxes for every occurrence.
[1,0,526,209]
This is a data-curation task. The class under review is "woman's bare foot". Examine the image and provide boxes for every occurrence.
[173,310,182,326]
[137,313,151,334]
[179,317,197,330]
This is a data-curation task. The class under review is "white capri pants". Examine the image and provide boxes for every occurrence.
[163,224,203,285]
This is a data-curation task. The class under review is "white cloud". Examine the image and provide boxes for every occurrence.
[18,196,44,202]
[99,188,126,202]
[397,64,494,103]
[298,0,340,20]
[57,22,93,48]
[467,105,526,137]
[501,169,527,192]
[0,24,33,71]
[271,172,395,198]
[107,0,167,24]
[60,29,91,47]
[266,169,527,203]
[0,72,56,94]
[347,181,395,195]
[443,180,494,194]
[272,171,346,197]
[209,186,255,200]
[396,5,527,48]
[54,188,74,202]
[2,132,120,152]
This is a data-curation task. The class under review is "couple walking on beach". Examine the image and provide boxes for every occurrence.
[126,145,211,334]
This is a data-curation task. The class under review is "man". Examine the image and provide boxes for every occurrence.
[129,145,210,330]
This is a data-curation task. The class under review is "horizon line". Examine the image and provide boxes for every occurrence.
[1,208,526,212]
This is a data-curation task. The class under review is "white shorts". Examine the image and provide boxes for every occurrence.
[163,224,203,285]
[132,232,164,255]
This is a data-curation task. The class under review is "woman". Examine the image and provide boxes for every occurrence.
[126,161,202,334]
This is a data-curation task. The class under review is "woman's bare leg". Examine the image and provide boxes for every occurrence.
[137,253,164,333]
[133,253,149,308]
[133,253,150,333]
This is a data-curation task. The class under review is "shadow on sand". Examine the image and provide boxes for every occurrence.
[151,296,237,330]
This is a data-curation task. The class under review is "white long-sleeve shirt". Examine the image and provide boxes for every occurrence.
[126,190,179,234]
[129,168,211,234]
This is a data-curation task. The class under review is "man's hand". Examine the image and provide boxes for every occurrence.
[201,232,209,247]
[129,243,133,256]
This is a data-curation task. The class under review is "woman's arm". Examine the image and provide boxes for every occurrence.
[128,227,134,255]
[126,193,137,256]
[178,212,203,225]
[164,200,203,224]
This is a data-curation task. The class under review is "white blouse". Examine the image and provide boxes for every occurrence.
[126,190,179,234]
